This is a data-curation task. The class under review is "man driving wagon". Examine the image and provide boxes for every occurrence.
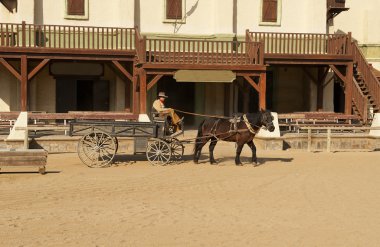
[152,92,183,134]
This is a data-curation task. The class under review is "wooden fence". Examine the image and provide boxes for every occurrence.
[0,22,136,51]
[144,38,264,65]
[247,30,351,56]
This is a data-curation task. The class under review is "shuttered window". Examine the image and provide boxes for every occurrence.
[67,0,85,16]
[262,0,277,22]
[166,0,182,20]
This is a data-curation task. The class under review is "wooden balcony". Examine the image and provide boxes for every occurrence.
[138,37,265,70]
[0,22,136,60]
[247,30,353,65]
[1,22,355,66]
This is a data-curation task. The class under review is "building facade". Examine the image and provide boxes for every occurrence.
[0,0,378,125]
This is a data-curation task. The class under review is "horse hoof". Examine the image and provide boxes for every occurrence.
[236,163,243,166]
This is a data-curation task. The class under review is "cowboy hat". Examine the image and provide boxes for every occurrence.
[158,92,168,98]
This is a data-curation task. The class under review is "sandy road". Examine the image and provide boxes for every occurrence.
[1,147,380,246]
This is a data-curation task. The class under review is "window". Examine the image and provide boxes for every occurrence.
[260,0,281,26]
[164,0,185,23]
[65,0,89,20]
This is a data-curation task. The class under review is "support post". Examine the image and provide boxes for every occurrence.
[344,63,353,115]
[259,72,266,110]
[21,55,28,111]
[327,128,331,152]
[132,66,139,114]
[139,69,147,114]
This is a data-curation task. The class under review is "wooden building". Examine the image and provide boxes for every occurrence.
[0,0,379,125]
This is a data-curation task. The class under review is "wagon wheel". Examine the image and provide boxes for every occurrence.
[169,138,184,162]
[146,139,171,166]
[77,131,117,168]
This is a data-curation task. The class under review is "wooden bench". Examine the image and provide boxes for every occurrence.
[0,149,48,174]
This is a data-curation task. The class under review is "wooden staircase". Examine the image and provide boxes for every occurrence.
[351,42,380,122]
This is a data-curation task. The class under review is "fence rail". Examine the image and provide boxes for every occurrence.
[247,30,351,56]
[0,22,136,51]
[144,38,264,65]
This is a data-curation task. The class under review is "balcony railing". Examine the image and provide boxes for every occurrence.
[247,30,351,56]
[0,22,136,52]
[143,38,264,65]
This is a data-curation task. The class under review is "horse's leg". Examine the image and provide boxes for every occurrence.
[247,140,259,166]
[194,138,210,164]
[209,137,218,164]
[235,142,245,166]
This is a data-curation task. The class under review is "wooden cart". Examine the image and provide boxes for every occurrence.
[69,119,184,167]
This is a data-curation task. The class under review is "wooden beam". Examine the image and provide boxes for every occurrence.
[146,71,175,75]
[20,55,28,111]
[112,60,133,82]
[345,63,353,115]
[236,72,261,77]
[243,75,260,92]
[139,69,147,114]
[27,59,50,80]
[147,74,163,91]
[125,77,132,112]
[133,67,139,114]
[330,65,346,83]
[0,58,21,81]
[259,72,267,110]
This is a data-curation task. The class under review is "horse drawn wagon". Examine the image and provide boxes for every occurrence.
[69,110,276,167]
[69,117,185,167]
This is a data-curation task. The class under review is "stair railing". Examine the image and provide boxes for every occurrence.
[352,42,380,111]
[352,77,368,123]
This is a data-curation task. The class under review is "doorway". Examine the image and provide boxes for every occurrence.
[56,79,110,112]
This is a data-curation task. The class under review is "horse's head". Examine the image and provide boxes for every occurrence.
[260,110,275,132]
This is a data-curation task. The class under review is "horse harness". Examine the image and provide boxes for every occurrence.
[229,114,259,135]
[208,114,260,141]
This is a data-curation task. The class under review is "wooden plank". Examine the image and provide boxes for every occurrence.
[147,74,163,91]
[0,58,21,81]
[0,157,47,162]
[27,59,50,80]
[21,55,28,111]
[259,72,267,110]
[112,60,133,82]
[345,63,353,115]
[243,75,260,92]
[0,161,46,166]
[330,64,346,84]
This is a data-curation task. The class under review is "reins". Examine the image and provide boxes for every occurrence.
[172,108,231,119]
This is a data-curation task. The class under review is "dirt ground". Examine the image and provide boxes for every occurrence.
[1,144,380,247]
